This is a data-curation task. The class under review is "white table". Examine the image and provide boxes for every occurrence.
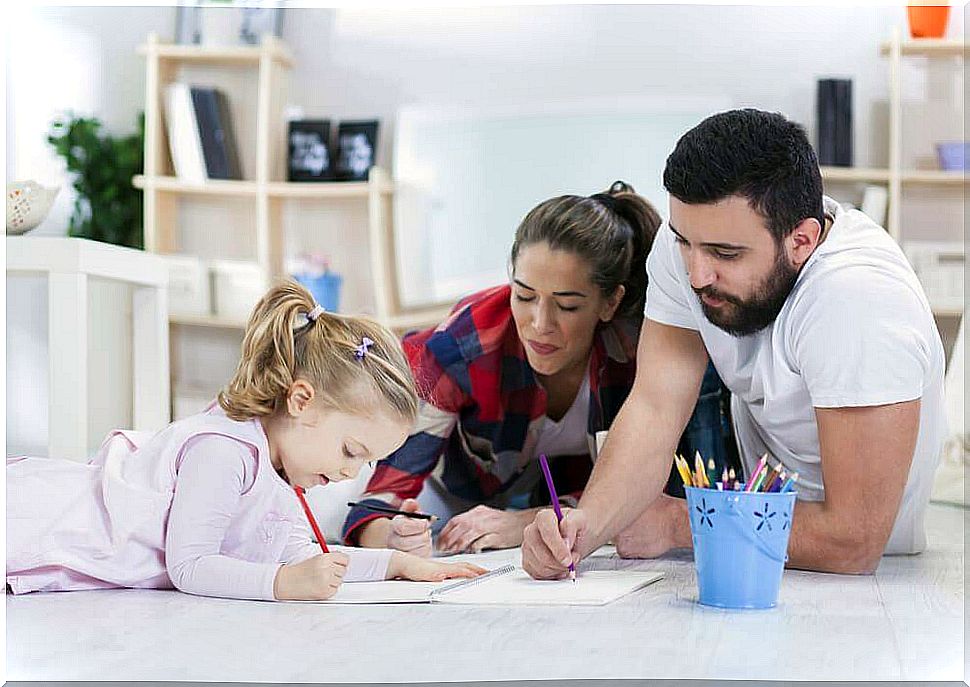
[6,237,169,460]
[6,503,964,682]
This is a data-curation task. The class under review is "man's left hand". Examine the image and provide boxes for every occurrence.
[614,494,689,559]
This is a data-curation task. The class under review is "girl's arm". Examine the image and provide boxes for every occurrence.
[165,435,284,600]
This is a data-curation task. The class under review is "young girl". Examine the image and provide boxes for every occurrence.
[7,281,485,600]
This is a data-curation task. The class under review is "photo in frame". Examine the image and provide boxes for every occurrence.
[335,120,379,181]
[239,3,285,45]
[288,120,333,182]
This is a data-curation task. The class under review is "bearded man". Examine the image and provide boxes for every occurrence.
[522,108,946,577]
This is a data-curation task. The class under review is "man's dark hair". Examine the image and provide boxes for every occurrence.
[662,109,825,241]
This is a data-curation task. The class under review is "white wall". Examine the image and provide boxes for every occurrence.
[6,4,964,426]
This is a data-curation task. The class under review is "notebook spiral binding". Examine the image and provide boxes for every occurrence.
[429,563,516,598]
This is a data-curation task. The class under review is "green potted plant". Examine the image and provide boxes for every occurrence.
[47,113,145,249]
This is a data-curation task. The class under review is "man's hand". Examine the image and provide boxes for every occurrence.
[436,505,536,554]
[521,508,589,579]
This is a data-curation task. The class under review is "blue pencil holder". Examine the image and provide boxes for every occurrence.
[685,486,796,609]
[294,272,343,313]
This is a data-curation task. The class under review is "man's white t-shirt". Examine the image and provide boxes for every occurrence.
[645,196,946,554]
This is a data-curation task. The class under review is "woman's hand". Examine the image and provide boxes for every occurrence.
[273,552,349,601]
[387,551,487,582]
[357,499,433,557]
[436,505,538,554]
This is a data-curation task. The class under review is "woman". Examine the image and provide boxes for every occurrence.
[343,182,735,556]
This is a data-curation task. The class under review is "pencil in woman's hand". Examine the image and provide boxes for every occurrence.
[347,501,439,522]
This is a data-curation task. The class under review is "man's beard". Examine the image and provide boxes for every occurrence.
[694,251,799,337]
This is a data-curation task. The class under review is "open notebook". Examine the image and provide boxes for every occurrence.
[327,564,663,606]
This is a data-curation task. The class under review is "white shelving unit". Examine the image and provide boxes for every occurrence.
[820,30,965,320]
[136,34,452,418]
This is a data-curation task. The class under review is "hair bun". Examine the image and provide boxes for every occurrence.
[608,180,635,195]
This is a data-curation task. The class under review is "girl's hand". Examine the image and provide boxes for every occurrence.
[436,505,537,554]
[273,552,349,601]
[386,551,487,582]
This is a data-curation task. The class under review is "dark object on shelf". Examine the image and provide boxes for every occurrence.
[175,5,203,45]
[288,120,333,181]
[239,6,285,45]
[335,120,379,181]
[190,87,243,180]
[816,79,853,167]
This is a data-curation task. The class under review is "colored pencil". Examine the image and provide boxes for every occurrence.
[707,458,719,488]
[538,454,576,582]
[779,472,799,493]
[756,462,782,493]
[727,467,737,490]
[745,454,768,492]
[694,451,710,488]
[346,501,439,522]
[674,454,693,487]
[294,485,330,554]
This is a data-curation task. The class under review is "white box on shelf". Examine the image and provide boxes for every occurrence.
[210,260,266,321]
[164,254,211,317]
[903,241,965,312]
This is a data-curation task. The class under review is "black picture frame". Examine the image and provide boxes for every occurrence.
[288,120,333,182]
[239,5,285,45]
[175,5,203,45]
[335,120,379,181]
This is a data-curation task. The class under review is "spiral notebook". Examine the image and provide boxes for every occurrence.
[327,564,663,606]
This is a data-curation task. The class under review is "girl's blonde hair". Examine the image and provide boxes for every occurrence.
[218,280,418,425]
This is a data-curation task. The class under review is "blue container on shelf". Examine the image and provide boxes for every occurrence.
[936,142,968,171]
[685,485,796,609]
[294,271,343,313]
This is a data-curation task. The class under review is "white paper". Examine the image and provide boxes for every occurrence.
[433,569,664,606]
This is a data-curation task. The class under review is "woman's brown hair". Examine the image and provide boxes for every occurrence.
[509,181,662,319]
[218,280,418,424]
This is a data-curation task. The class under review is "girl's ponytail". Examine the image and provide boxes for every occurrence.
[219,280,418,424]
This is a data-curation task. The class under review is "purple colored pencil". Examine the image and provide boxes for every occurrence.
[538,453,576,581]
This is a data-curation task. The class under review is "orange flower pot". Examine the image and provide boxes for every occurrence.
[907,5,950,39]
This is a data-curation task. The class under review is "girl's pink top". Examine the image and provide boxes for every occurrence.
[7,404,392,600]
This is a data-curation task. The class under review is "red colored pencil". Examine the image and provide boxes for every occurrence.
[294,485,330,554]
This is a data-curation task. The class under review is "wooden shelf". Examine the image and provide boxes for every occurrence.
[265,180,395,199]
[169,313,249,329]
[134,176,395,199]
[820,166,891,182]
[386,305,455,332]
[880,39,968,57]
[169,305,456,334]
[137,38,293,68]
[900,170,967,186]
[133,175,259,197]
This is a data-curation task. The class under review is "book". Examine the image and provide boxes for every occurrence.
[190,87,243,180]
[163,83,207,182]
[816,78,852,166]
[324,564,664,606]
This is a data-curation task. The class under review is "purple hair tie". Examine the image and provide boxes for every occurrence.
[354,337,374,360]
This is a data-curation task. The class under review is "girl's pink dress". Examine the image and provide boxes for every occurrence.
[7,404,391,600]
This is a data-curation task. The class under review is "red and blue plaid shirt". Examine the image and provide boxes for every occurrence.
[343,284,732,543]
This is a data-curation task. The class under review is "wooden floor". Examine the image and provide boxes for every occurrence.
[6,503,965,682]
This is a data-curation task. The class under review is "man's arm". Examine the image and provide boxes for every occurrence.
[786,400,920,574]
[574,318,711,557]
